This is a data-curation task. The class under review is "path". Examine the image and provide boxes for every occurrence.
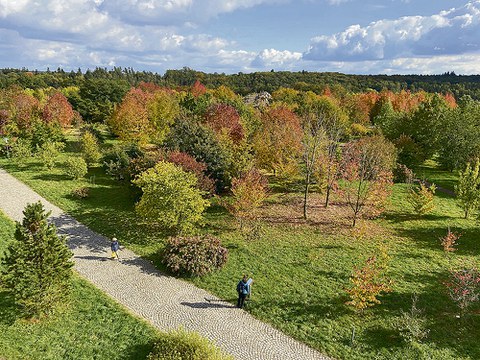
[0,168,330,360]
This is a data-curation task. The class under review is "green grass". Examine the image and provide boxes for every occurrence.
[0,212,159,360]
[1,146,480,359]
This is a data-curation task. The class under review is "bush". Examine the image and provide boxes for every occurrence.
[439,227,460,252]
[393,164,415,184]
[395,295,429,344]
[444,267,480,314]
[148,328,233,360]
[36,141,65,170]
[103,144,140,180]
[71,187,90,199]
[10,138,32,167]
[163,235,228,276]
[64,157,88,180]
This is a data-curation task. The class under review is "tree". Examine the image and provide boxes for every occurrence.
[346,245,392,311]
[223,168,269,228]
[341,136,396,227]
[42,92,74,129]
[408,183,436,215]
[455,159,480,219]
[204,103,244,144]
[253,106,303,176]
[80,131,102,166]
[147,90,180,144]
[1,202,73,318]
[444,267,480,315]
[167,151,215,195]
[108,88,153,144]
[133,161,210,234]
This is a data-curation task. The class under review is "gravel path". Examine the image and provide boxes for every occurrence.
[0,168,331,360]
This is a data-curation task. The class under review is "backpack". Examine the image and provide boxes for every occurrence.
[237,281,248,295]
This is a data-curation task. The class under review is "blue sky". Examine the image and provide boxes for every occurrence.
[0,0,479,75]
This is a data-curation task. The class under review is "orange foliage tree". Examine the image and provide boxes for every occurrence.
[42,92,74,129]
[253,106,303,176]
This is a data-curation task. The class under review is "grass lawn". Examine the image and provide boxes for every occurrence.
[0,212,159,360]
[1,142,480,360]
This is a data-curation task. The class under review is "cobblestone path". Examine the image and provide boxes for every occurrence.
[0,168,331,360]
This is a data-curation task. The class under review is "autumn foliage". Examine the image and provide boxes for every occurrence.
[204,103,244,143]
[42,92,75,128]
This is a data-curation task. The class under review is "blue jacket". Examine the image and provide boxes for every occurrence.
[237,280,250,295]
[111,240,119,252]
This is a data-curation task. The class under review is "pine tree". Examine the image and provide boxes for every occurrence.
[2,202,73,318]
[455,160,480,219]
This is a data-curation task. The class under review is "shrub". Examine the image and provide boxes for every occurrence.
[133,161,210,234]
[64,157,88,180]
[408,182,436,215]
[36,141,65,170]
[148,328,233,360]
[163,235,228,276]
[439,227,460,252]
[103,144,141,180]
[71,187,90,199]
[346,246,393,311]
[1,202,73,318]
[393,164,415,184]
[10,138,32,167]
[395,295,429,344]
[455,159,480,219]
[444,267,480,314]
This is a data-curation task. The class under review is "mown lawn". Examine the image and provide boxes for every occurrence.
[1,145,480,360]
[0,212,159,360]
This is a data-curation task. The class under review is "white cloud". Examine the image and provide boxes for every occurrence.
[304,0,480,61]
[251,49,303,69]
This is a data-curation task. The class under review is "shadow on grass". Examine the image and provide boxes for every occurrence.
[123,342,156,360]
[0,290,18,326]
[394,225,480,255]
[32,173,71,182]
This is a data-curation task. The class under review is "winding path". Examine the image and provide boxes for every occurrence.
[0,168,330,360]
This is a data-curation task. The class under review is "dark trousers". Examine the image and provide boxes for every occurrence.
[237,293,247,308]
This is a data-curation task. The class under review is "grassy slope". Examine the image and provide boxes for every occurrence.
[0,212,159,360]
[1,147,479,359]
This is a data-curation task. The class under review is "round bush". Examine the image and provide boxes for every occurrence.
[163,235,228,276]
[64,156,88,180]
[148,328,233,360]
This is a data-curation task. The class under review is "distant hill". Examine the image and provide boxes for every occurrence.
[2,67,480,99]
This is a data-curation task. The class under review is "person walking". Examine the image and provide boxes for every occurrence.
[111,237,120,259]
[236,275,250,308]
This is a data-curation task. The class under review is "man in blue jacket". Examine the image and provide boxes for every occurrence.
[236,275,250,308]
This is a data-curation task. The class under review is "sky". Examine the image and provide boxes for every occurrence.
[0,0,479,75]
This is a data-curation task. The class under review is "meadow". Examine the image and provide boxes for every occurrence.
[1,140,479,360]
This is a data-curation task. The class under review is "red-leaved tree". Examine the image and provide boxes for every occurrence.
[167,151,215,195]
[204,103,244,144]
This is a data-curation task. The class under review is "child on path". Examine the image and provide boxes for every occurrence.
[111,237,120,259]
[236,275,250,308]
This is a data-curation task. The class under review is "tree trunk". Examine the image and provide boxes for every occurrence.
[303,174,310,220]
[325,185,331,208]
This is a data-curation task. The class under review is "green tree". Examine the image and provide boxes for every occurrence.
[80,130,102,166]
[455,160,480,219]
[1,202,73,318]
[133,161,210,234]
[10,138,32,168]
